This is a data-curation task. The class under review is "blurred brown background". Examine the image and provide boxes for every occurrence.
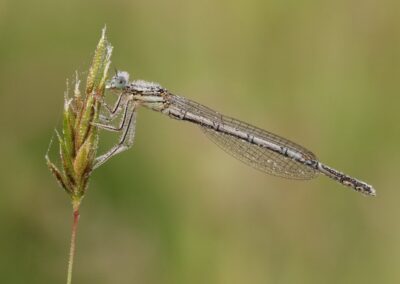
[0,0,399,283]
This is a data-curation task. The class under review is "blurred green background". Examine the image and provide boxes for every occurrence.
[0,0,399,283]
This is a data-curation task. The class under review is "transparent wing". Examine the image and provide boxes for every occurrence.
[169,95,318,179]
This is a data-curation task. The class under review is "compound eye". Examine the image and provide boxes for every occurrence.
[115,77,126,88]
[112,71,130,89]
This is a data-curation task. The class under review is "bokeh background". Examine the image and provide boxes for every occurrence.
[1,0,399,283]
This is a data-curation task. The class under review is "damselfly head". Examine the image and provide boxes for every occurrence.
[107,70,130,90]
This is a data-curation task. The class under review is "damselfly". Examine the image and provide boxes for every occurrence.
[93,71,376,196]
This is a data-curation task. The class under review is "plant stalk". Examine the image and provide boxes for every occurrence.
[66,200,81,284]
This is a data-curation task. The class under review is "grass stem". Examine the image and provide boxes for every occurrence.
[66,201,81,284]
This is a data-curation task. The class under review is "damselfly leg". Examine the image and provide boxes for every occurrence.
[94,91,126,122]
[93,96,137,169]
[92,94,132,132]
